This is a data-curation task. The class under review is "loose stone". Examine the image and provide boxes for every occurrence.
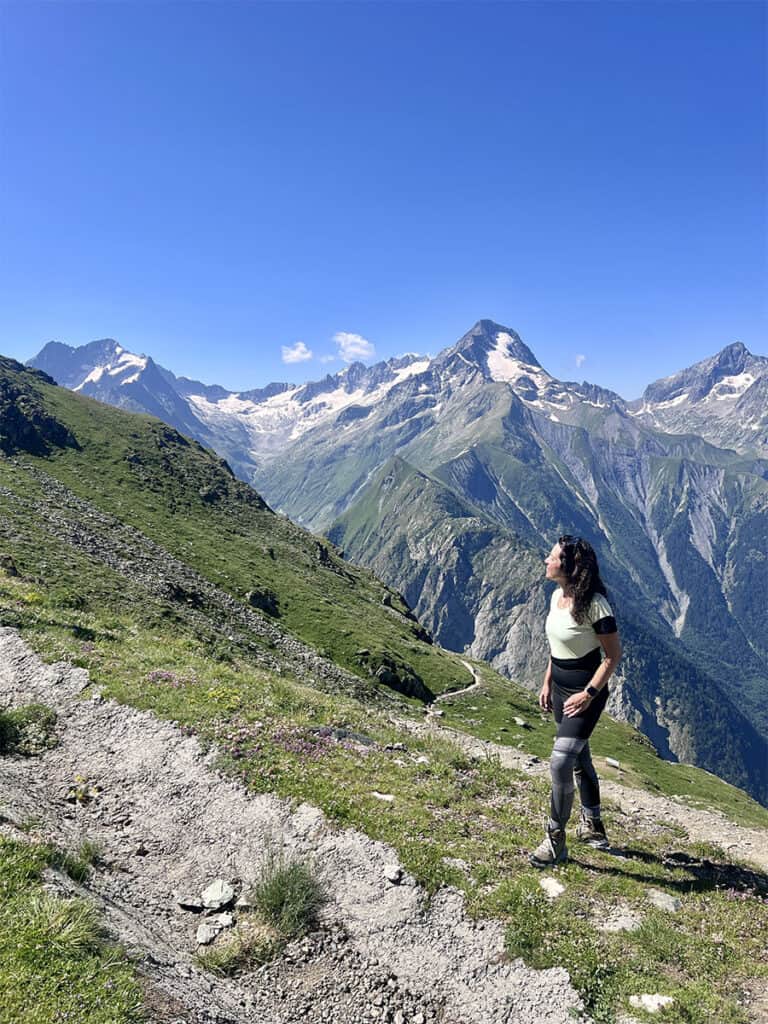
[201,879,235,909]
[384,863,403,884]
[645,888,682,912]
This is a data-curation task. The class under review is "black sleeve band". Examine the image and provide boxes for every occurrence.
[593,616,617,635]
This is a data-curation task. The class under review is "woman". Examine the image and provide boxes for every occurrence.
[529,535,622,868]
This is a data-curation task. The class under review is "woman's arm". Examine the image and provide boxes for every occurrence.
[539,658,553,711]
[563,632,622,717]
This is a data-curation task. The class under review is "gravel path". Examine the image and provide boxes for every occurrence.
[0,628,585,1024]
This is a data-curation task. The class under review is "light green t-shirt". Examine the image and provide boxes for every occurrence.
[545,587,615,660]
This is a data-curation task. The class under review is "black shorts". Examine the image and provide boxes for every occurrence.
[551,648,608,741]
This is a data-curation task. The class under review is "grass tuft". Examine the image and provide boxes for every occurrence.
[194,919,283,976]
[0,837,143,1024]
[250,845,327,939]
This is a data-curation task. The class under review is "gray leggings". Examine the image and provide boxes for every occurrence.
[548,652,609,829]
[549,735,601,829]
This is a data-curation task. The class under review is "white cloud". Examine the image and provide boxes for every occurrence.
[282,341,313,364]
[575,353,586,368]
[334,331,375,363]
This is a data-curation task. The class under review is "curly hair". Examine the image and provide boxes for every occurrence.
[557,535,608,624]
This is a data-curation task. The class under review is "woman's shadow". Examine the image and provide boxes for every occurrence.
[570,845,768,897]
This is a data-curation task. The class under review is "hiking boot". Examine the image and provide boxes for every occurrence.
[576,812,610,850]
[529,825,568,868]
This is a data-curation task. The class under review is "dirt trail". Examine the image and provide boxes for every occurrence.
[434,661,482,703]
[0,628,584,1024]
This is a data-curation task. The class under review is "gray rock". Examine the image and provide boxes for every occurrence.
[598,911,642,933]
[441,857,471,874]
[201,879,235,909]
[195,921,222,945]
[646,888,682,912]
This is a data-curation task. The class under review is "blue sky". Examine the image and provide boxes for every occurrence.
[1,1,765,399]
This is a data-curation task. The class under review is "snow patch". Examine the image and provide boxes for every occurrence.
[74,366,106,390]
[656,392,688,409]
[710,372,755,399]
[487,332,552,390]
[108,351,147,375]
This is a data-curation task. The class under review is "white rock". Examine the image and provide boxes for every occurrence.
[629,994,674,1013]
[513,716,527,727]
[235,894,255,909]
[539,876,565,899]
[211,912,234,927]
[201,879,235,909]
[383,863,403,884]
[371,791,395,803]
[196,921,221,945]
[414,755,430,765]
[646,888,682,912]
[606,757,620,769]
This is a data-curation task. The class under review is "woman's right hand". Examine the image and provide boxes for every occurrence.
[539,681,552,712]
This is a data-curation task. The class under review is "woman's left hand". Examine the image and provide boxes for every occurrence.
[563,692,592,717]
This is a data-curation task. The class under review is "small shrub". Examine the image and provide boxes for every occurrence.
[251,846,326,938]
[65,774,102,805]
[0,703,57,756]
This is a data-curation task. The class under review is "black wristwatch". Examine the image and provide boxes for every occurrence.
[585,684,600,698]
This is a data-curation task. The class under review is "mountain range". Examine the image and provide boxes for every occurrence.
[28,322,768,803]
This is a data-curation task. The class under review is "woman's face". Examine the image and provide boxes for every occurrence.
[544,543,565,582]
